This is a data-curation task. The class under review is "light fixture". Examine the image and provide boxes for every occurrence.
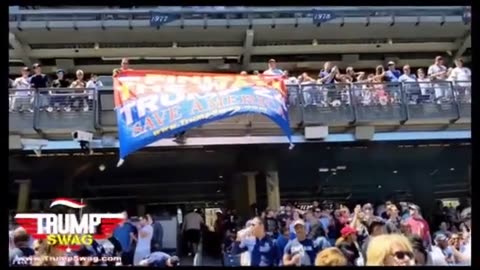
[450,168,455,171]
[336,165,347,170]
[332,172,337,175]
[377,184,382,189]
[318,168,329,172]
[393,170,398,174]
[216,189,221,193]
[219,175,223,179]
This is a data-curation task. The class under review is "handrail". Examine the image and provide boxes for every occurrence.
[9,81,470,133]
[9,7,467,19]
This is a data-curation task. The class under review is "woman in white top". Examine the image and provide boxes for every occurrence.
[416,68,432,96]
[448,58,471,86]
[448,58,471,103]
[133,216,154,265]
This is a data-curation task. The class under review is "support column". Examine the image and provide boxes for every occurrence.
[266,171,280,211]
[16,180,31,213]
[137,204,146,217]
[244,172,257,207]
[408,171,434,225]
[231,172,258,219]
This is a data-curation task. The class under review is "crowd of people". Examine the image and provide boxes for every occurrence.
[9,63,103,113]
[258,57,471,107]
[9,197,471,267]
[9,55,471,114]
[215,199,471,266]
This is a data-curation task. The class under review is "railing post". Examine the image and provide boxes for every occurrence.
[32,88,41,133]
[347,83,357,124]
[93,88,101,130]
[399,82,409,123]
[449,81,461,122]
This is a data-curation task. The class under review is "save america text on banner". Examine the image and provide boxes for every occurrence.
[113,70,293,159]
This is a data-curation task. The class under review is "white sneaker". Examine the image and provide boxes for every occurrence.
[46,107,54,113]
[64,106,71,112]
[83,105,89,112]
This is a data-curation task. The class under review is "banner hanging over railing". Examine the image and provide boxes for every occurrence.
[113,70,293,161]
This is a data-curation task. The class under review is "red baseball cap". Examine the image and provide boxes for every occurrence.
[340,226,357,237]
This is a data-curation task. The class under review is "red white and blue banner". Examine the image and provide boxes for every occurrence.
[114,70,292,160]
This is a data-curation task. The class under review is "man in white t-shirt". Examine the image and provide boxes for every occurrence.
[11,67,33,112]
[427,56,449,101]
[183,209,204,256]
[133,215,153,265]
[448,58,471,103]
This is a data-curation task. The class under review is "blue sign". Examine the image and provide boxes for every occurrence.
[150,12,178,27]
[114,70,292,160]
[312,10,337,24]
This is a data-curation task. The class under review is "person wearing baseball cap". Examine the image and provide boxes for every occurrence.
[283,219,318,266]
[139,252,179,267]
[405,204,431,248]
[385,61,401,82]
[336,226,361,265]
[232,217,278,266]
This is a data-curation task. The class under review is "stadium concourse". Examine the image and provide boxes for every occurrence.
[9,5,471,267]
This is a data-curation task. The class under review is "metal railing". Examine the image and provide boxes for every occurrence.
[37,88,95,112]
[8,81,470,134]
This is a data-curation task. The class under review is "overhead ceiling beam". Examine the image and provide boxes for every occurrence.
[9,42,457,59]
[454,32,471,59]
[8,32,36,67]
[241,29,254,71]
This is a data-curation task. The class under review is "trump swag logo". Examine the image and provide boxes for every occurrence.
[14,198,124,251]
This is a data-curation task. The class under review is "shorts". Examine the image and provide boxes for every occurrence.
[185,229,201,244]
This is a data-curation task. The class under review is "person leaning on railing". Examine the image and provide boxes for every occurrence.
[69,69,90,112]
[10,66,33,112]
[48,69,71,112]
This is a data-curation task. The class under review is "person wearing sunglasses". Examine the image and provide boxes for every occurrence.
[366,234,415,266]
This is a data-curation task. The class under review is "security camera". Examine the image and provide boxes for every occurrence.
[72,130,93,142]
[72,130,93,154]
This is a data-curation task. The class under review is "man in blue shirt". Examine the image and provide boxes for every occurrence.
[283,219,318,266]
[385,61,401,82]
[232,217,278,266]
[275,227,290,266]
[263,59,284,76]
[113,211,137,266]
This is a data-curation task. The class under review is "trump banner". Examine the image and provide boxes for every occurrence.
[114,70,292,161]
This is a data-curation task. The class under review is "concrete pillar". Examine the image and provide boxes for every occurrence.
[408,171,434,225]
[244,172,257,207]
[230,172,258,219]
[266,171,280,211]
[16,180,31,213]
